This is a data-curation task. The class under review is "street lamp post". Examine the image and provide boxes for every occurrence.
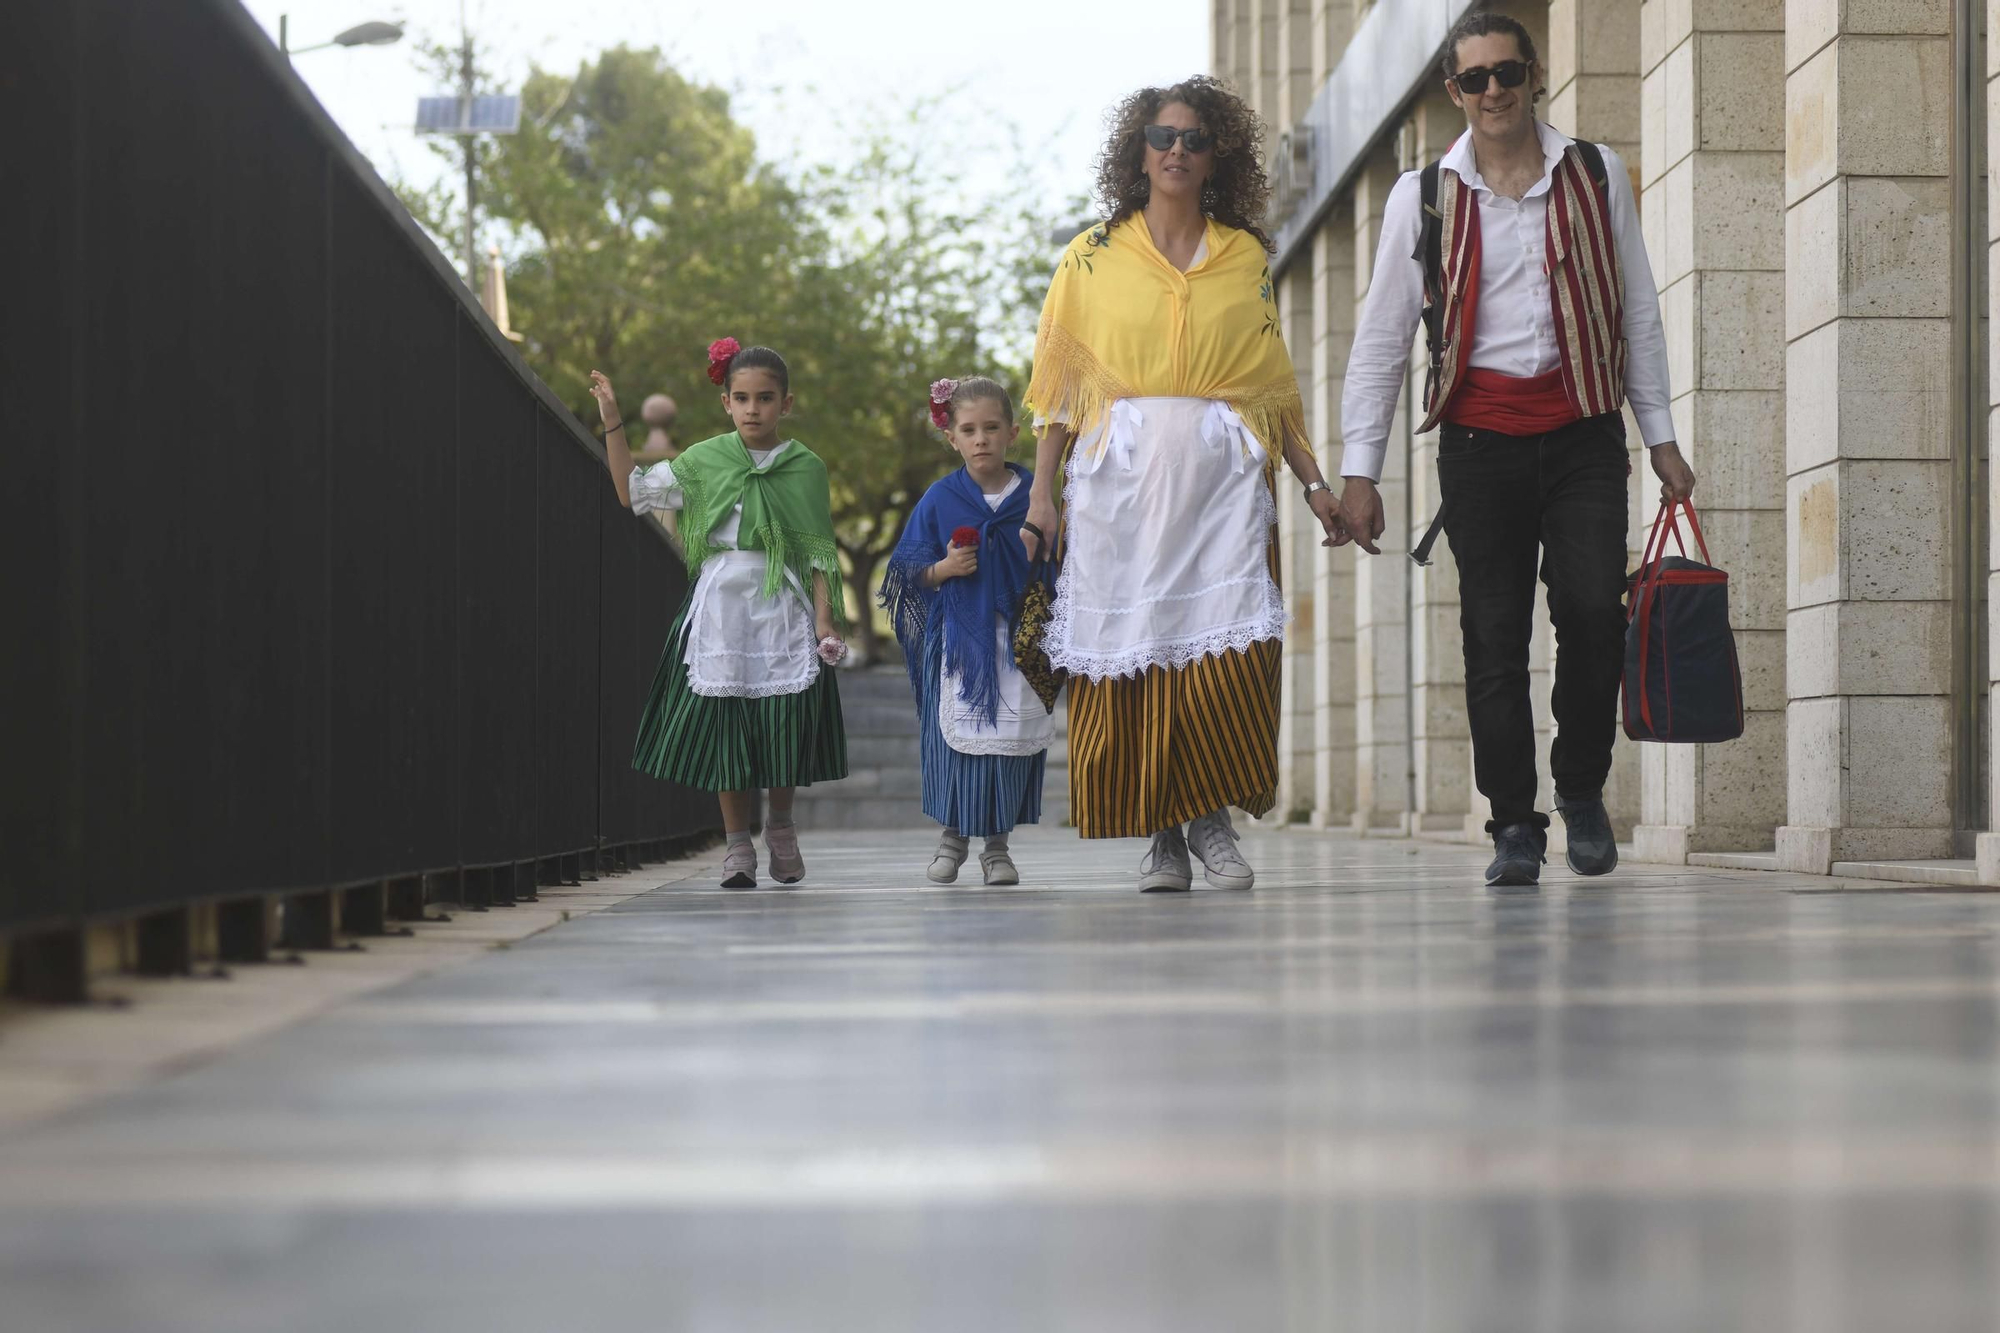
[278,16,404,60]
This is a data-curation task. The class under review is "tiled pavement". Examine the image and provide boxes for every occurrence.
[3,826,1999,1331]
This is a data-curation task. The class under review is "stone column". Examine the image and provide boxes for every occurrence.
[1978,0,2000,882]
[1311,0,1353,80]
[1350,146,1412,832]
[1313,207,1360,827]
[1216,0,1253,94]
[1777,3,1957,871]
[1276,262,1320,823]
[1269,0,1320,825]
[1623,1,1789,861]
[1305,0,1357,829]
[1248,0,1281,112]
[1546,0,1650,842]
[1405,87,1476,833]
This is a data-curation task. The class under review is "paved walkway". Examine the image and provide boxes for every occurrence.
[5,827,2000,1331]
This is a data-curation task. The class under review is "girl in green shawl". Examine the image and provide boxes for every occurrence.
[590,341,848,889]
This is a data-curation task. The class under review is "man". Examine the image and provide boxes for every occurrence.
[1335,11,1695,887]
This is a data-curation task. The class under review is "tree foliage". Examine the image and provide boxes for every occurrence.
[402,45,1072,658]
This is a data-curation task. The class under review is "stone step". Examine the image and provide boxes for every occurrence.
[846,735,923,767]
[805,767,927,799]
[789,796,936,831]
[831,670,917,704]
[837,702,927,734]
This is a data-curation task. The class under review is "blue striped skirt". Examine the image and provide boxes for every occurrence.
[917,632,1045,838]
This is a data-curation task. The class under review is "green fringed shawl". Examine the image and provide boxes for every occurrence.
[655,432,846,626]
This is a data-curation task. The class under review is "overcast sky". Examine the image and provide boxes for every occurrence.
[241,0,1213,214]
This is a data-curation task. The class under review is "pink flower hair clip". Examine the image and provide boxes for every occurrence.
[706,336,742,386]
[929,377,958,433]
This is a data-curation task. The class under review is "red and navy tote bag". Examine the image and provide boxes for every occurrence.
[1622,500,1744,743]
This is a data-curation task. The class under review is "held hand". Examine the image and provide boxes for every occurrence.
[1019,490,1058,560]
[1338,477,1386,556]
[936,544,979,582]
[1307,488,1347,548]
[815,611,846,665]
[587,370,621,427]
[1650,442,1696,507]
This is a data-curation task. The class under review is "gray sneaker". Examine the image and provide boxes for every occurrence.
[980,847,1019,886]
[1139,825,1193,893]
[927,830,969,884]
[764,821,805,885]
[720,839,757,889]
[1187,808,1255,890]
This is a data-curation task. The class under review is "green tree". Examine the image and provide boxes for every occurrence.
[402,47,1066,660]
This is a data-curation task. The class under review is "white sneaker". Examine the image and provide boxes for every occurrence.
[928,830,969,884]
[1138,825,1193,892]
[1187,809,1254,890]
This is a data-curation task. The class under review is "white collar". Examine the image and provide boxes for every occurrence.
[1440,119,1572,200]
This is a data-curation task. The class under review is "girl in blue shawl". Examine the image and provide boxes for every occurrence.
[880,378,1053,885]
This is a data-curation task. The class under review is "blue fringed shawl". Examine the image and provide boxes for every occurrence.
[879,465,1034,725]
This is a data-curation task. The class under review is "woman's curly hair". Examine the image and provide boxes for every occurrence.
[1093,75,1274,253]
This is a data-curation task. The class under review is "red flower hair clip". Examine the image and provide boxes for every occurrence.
[706,336,742,386]
[929,377,958,432]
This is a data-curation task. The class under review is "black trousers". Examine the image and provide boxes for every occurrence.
[1436,412,1629,831]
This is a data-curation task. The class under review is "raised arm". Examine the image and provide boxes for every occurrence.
[588,370,634,509]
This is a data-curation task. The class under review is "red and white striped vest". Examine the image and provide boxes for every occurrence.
[1417,144,1627,435]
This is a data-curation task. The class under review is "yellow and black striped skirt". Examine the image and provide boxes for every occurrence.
[1066,639,1280,839]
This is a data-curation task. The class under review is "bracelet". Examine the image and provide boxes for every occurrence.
[1302,479,1331,501]
[599,419,624,436]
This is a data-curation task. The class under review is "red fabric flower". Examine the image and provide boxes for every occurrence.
[951,526,980,548]
[929,377,958,433]
[706,336,741,386]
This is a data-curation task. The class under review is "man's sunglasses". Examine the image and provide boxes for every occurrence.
[1144,124,1214,154]
[1449,60,1530,95]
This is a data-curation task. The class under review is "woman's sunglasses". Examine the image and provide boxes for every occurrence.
[1144,124,1214,154]
[1449,60,1530,95]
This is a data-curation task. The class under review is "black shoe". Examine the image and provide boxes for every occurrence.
[1555,797,1618,876]
[1485,823,1547,887]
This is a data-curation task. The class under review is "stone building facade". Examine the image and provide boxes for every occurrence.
[1214,0,1995,885]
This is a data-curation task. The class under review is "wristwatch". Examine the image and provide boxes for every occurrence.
[1302,480,1332,502]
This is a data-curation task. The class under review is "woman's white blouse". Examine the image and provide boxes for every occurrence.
[628,444,820,699]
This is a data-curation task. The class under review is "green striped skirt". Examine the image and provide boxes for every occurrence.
[631,600,848,792]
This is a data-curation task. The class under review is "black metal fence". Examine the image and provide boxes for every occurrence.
[0,0,714,980]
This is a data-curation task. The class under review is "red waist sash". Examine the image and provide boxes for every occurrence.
[1443,367,1581,436]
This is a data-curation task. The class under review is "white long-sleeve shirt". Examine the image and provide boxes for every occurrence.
[1338,121,1675,482]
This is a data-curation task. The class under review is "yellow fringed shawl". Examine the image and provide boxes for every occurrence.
[1025,217,1311,463]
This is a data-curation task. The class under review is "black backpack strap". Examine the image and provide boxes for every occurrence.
[1412,160,1444,370]
[1571,138,1609,195]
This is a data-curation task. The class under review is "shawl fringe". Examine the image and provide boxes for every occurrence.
[1024,313,1135,442]
[1029,314,1313,463]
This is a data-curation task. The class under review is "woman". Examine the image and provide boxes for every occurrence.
[1022,76,1343,892]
